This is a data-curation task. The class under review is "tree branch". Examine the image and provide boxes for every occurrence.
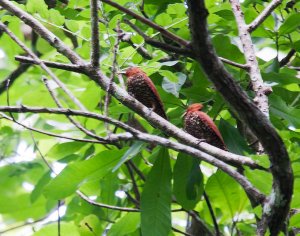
[124,19,193,57]
[248,0,283,33]
[0,63,31,95]
[15,55,84,73]
[101,0,189,47]
[186,0,293,235]
[279,49,296,67]
[90,0,100,67]
[0,105,265,203]
[229,0,271,119]
[76,190,139,212]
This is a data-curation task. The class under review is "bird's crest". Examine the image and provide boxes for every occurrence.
[186,103,203,112]
[125,67,145,77]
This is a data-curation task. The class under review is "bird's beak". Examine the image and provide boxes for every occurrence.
[118,71,126,75]
[181,111,187,118]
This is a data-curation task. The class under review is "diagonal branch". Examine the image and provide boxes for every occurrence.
[0,105,265,203]
[101,0,189,47]
[248,0,283,33]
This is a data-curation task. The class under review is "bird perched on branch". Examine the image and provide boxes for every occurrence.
[125,67,167,120]
[184,103,227,150]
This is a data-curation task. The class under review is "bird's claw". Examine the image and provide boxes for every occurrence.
[196,139,206,145]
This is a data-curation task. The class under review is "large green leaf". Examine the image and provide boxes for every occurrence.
[270,95,300,128]
[205,170,250,221]
[108,212,140,236]
[141,148,172,236]
[173,153,203,210]
[43,150,124,199]
[33,222,80,236]
[219,119,252,155]
[279,13,300,35]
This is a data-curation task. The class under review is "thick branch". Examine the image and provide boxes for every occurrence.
[90,0,100,67]
[186,1,293,235]
[248,0,283,33]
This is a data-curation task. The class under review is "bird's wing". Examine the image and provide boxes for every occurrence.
[197,111,225,143]
[143,74,167,119]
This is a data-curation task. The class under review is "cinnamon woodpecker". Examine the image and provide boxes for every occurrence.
[125,67,167,120]
[184,103,227,150]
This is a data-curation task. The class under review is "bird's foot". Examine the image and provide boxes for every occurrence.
[196,139,206,145]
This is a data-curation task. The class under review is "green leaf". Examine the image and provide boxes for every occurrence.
[47,141,87,160]
[33,222,80,236]
[31,171,52,203]
[219,119,252,155]
[113,142,144,171]
[159,70,178,83]
[141,148,172,236]
[205,170,250,221]
[26,0,49,18]
[108,212,140,236]
[155,13,172,27]
[49,9,65,26]
[279,13,300,35]
[173,153,204,210]
[245,168,272,195]
[162,72,186,97]
[78,214,103,236]
[214,10,235,21]
[43,150,124,199]
[270,95,300,128]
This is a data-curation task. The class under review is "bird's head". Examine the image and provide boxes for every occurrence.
[187,103,203,112]
[183,103,204,117]
[125,67,144,77]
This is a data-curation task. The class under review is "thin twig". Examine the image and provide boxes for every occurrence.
[15,55,84,73]
[172,227,192,236]
[1,113,111,144]
[104,20,121,133]
[57,200,61,236]
[76,191,140,212]
[279,49,296,67]
[0,63,31,95]
[125,162,141,202]
[203,191,220,236]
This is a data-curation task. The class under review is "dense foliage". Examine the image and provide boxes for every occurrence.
[0,0,300,235]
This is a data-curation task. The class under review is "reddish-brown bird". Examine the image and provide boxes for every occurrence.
[125,67,167,119]
[184,103,227,150]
